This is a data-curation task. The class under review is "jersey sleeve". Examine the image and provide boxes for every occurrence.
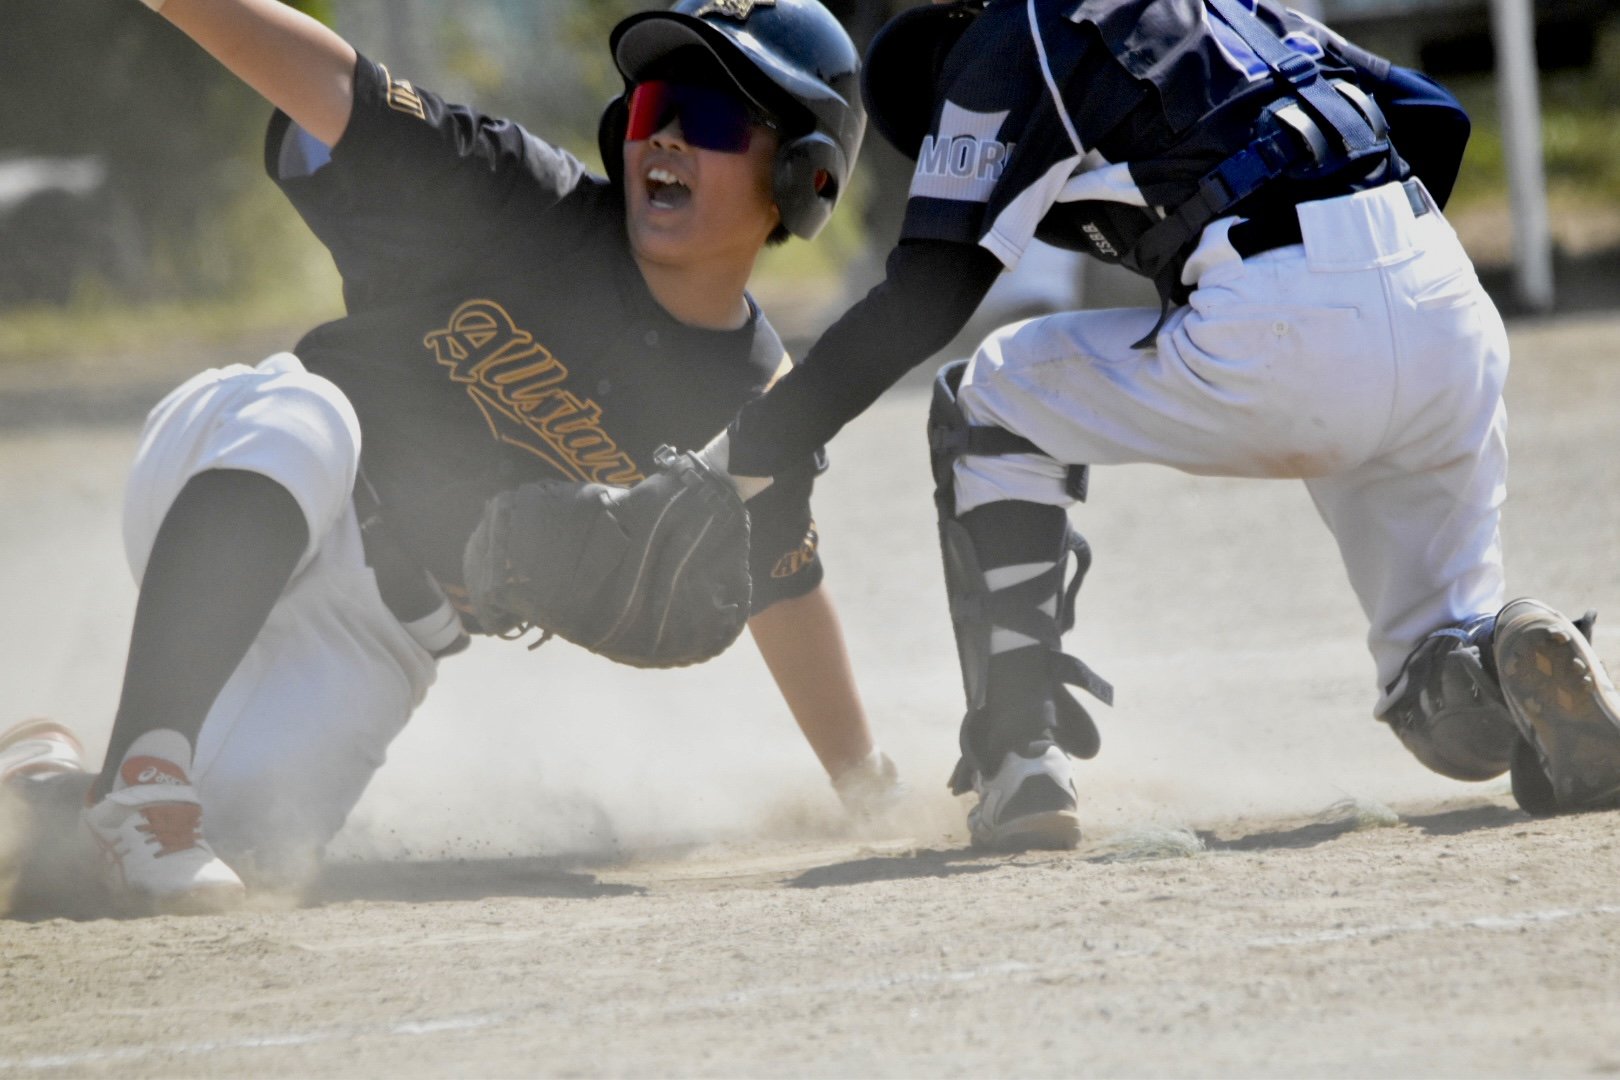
[1273,6,1471,207]
[265,53,611,309]
[896,2,1132,272]
[1369,65,1470,208]
[896,3,1054,264]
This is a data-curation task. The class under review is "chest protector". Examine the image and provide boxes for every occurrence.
[1069,0,1392,334]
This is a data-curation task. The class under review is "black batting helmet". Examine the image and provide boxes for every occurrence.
[601,0,865,240]
[861,1,983,160]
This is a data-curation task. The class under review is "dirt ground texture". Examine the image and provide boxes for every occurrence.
[1,311,1618,1077]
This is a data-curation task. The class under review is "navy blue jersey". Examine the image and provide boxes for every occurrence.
[902,0,1402,269]
[724,0,1467,477]
[269,56,824,614]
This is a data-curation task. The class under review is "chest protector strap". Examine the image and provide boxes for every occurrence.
[1122,0,1391,344]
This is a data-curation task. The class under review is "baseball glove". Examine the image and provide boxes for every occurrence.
[462,447,751,669]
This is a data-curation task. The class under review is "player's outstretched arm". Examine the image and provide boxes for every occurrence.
[748,584,879,784]
[143,0,357,147]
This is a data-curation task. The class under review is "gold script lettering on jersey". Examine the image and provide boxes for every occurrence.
[423,300,643,485]
[695,0,775,20]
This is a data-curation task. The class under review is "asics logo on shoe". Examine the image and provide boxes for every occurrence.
[121,755,188,789]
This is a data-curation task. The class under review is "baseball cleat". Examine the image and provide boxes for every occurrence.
[1494,599,1620,815]
[0,720,86,785]
[82,748,245,916]
[967,741,1082,851]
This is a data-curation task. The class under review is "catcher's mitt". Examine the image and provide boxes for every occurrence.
[462,447,751,668]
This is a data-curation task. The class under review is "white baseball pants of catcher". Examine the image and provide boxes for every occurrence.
[954,179,1509,715]
[121,353,440,880]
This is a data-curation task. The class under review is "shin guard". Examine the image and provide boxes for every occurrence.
[930,361,1112,791]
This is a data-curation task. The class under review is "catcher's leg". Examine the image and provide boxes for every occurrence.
[1379,613,1520,781]
[930,361,1110,852]
[1380,605,1619,816]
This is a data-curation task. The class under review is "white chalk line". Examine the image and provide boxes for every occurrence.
[4,903,1617,1071]
[1,1013,507,1071]
[1245,903,1620,948]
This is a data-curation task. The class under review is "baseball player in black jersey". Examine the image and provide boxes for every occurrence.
[0,0,901,914]
[636,0,1620,850]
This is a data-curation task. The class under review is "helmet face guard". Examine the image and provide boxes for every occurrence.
[601,0,865,240]
[861,1,983,161]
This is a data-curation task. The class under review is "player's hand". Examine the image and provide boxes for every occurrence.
[135,0,357,148]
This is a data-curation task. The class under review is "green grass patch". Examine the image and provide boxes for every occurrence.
[1447,22,1620,210]
[11,21,1620,363]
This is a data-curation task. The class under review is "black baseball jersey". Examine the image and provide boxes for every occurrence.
[725,0,1468,478]
[269,55,824,615]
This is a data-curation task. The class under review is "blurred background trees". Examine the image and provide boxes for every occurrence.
[0,0,911,335]
[1,0,1618,349]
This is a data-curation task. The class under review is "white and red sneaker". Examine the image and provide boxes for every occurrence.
[81,731,244,915]
[0,720,85,785]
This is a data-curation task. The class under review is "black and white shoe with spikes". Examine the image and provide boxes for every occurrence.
[1494,599,1620,815]
[967,741,1082,851]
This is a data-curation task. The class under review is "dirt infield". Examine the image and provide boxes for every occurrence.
[2,313,1618,1076]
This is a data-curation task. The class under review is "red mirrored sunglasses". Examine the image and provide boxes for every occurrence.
[625,79,776,154]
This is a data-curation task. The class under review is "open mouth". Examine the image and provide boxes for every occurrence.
[646,166,692,211]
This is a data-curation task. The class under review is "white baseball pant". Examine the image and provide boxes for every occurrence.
[953,180,1509,713]
[122,353,440,881]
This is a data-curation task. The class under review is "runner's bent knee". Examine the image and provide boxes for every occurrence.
[123,354,361,579]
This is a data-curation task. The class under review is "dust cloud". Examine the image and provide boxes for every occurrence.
[338,443,1496,866]
[13,316,1620,877]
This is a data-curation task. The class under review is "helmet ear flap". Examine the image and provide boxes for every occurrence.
[598,94,630,187]
[772,132,846,240]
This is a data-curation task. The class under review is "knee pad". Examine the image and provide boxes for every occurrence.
[1381,614,1518,781]
[928,360,1088,514]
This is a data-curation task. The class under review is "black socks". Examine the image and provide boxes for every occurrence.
[95,470,308,798]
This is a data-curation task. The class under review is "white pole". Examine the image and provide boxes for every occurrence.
[1490,0,1555,311]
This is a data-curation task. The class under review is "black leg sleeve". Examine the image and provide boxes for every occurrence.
[96,469,310,795]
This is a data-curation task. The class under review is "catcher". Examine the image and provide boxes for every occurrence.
[0,0,893,913]
[605,0,1620,849]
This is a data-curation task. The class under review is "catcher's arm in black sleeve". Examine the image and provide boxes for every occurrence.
[714,237,1004,488]
[743,464,824,612]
